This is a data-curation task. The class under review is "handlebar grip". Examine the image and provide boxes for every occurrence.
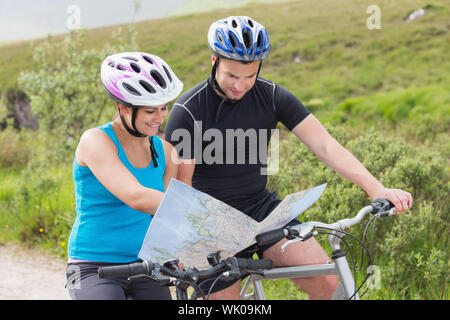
[371,198,395,214]
[98,261,153,278]
[237,258,273,270]
[255,228,287,246]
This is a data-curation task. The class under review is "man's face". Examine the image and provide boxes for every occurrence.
[212,56,260,100]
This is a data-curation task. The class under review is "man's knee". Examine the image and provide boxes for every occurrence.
[207,280,241,300]
[262,237,338,300]
[263,237,331,266]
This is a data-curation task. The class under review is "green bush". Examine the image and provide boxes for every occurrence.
[18,27,138,164]
[0,128,31,168]
[267,124,449,299]
[0,27,140,254]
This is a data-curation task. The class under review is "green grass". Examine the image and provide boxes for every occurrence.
[328,85,450,126]
[0,164,75,257]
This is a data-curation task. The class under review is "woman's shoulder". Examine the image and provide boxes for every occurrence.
[79,127,112,145]
[76,126,116,165]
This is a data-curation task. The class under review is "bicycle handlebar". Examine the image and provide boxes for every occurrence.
[98,260,154,279]
[98,257,273,282]
[256,198,395,246]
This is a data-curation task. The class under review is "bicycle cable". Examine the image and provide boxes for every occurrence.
[176,279,206,301]
[355,214,381,298]
[205,273,227,300]
[315,221,378,300]
[316,229,359,299]
[348,214,383,300]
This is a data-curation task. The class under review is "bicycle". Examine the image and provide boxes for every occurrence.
[241,198,396,300]
[98,198,395,300]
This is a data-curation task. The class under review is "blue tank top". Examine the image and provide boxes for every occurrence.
[68,123,166,263]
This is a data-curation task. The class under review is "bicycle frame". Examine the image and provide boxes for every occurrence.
[240,233,358,300]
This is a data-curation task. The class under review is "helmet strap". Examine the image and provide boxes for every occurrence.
[118,107,159,168]
[211,58,228,98]
[150,136,159,168]
[118,107,146,138]
[256,60,263,78]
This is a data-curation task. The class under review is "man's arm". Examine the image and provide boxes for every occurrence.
[164,100,198,187]
[176,159,195,186]
[291,114,413,213]
[162,140,179,190]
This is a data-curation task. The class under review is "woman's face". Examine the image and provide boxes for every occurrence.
[119,103,169,136]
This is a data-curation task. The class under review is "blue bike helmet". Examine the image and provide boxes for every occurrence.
[208,16,271,61]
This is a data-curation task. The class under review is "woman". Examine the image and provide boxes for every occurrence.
[66,52,183,300]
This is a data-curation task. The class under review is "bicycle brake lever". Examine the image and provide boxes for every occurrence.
[281,238,301,252]
[281,229,318,252]
[376,208,396,218]
[127,273,172,286]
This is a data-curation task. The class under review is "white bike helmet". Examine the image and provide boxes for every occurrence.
[101,52,183,167]
[101,52,183,107]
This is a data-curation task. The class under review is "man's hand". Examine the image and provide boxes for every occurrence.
[369,187,413,214]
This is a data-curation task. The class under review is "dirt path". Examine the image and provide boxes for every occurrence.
[0,242,70,300]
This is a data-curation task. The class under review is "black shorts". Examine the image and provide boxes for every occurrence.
[197,191,302,296]
[66,261,172,300]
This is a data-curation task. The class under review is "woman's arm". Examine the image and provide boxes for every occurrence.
[76,128,164,215]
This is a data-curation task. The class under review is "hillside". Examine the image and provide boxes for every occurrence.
[1,0,448,104]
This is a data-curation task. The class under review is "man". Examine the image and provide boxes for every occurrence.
[164,16,412,299]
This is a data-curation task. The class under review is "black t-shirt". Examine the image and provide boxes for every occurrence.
[164,76,310,221]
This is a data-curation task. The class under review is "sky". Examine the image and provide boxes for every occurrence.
[0,0,280,44]
[0,0,189,43]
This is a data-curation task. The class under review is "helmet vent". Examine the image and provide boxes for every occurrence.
[139,80,156,94]
[257,31,263,49]
[143,55,154,64]
[162,65,173,83]
[242,29,251,49]
[216,31,224,43]
[116,64,126,71]
[122,83,141,96]
[248,19,254,28]
[130,63,141,73]
[232,20,238,28]
[228,32,238,48]
[123,56,138,62]
[150,70,167,89]
[108,61,115,68]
